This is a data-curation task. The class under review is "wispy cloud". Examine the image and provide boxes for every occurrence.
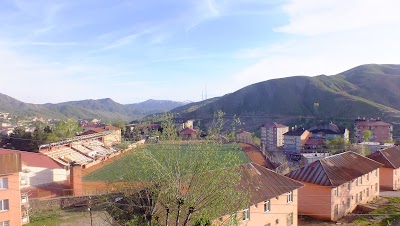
[101,27,158,50]
[275,0,400,35]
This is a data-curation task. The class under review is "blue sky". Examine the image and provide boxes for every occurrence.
[0,0,399,104]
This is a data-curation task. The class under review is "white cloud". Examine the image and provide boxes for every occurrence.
[231,0,400,90]
[275,0,400,35]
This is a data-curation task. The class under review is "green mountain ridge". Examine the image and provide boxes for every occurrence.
[171,64,400,121]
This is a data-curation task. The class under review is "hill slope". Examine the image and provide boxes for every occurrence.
[0,95,188,121]
[172,64,400,120]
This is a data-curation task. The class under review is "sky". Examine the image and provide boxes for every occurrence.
[0,0,399,104]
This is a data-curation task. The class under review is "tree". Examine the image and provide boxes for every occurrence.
[228,115,241,141]
[112,119,126,136]
[99,142,248,226]
[325,137,352,154]
[208,110,225,138]
[363,130,372,142]
[160,113,178,141]
[53,118,81,139]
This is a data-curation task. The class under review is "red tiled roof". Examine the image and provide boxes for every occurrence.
[179,128,197,135]
[82,124,98,128]
[286,152,382,186]
[239,163,303,205]
[368,146,400,169]
[0,149,63,169]
[81,128,107,135]
[305,138,325,146]
[237,130,252,135]
[103,125,121,131]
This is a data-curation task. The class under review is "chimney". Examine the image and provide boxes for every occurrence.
[70,164,83,196]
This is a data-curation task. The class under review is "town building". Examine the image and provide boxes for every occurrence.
[358,142,394,154]
[367,146,400,191]
[179,128,198,140]
[283,129,311,152]
[216,163,303,226]
[286,152,382,221]
[236,131,252,144]
[260,122,289,151]
[0,152,27,226]
[309,122,349,141]
[354,118,393,143]
[300,152,331,166]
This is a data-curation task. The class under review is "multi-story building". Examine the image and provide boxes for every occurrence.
[354,118,393,143]
[260,122,289,151]
[286,152,382,221]
[309,122,349,141]
[236,131,253,144]
[368,146,400,191]
[0,152,27,226]
[283,129,311,152]
[215,163,303,226]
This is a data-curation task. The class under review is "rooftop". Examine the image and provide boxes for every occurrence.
[368,146,400,169]
[263,122,288,129]
[239,163,303,205]
[286,152,382,186]
[179,127,198,135]
[284,129,308,136]
[0,149,63,169]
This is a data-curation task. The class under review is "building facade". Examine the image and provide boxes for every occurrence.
[309,122,349,142]
[260,122,289,151]
[0,153,25,226]
[368,146,400,190]
[354,118,393,143]
[283,129,311,152]
[287,152,382,221]
[236,131,253,144]
[215,163,303,226]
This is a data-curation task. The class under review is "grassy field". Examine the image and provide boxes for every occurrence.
[84,142,250,182]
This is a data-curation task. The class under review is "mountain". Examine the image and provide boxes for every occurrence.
[0,95,189,121]
[172,64,400,122]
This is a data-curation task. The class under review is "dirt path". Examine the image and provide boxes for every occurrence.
[239,143,275,169]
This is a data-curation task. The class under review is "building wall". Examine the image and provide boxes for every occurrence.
[261,125,289,151]
[298,169,379,221]
[236,133,252,144]
[355,123,393,143]
[20,166,68,188]
[380,167,400,191]
[0,172,22,226]
[103,130,122,146]
[215,190,299,226]
[284,131,311,152]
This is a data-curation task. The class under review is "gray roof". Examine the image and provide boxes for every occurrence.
[286,152,382,186]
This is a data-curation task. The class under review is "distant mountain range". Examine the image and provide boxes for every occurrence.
[172,64,400,122]
[2,64,400,124]
[0,95,189,121]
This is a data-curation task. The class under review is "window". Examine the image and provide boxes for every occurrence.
[334,204,338,215]
[275,219,279,224]
[287,191,293,203]
[395,169,397,176]
[265,224,271,226]
[242,208,250,221]
[287,212,294,225]
[264,200,271,212]
[355,178,358,186]
[355,194,358,203]
[375,183,378,192]
[359,192,363,201]
[333,187,338,196]
[0,221,10,226]
[367,173,369,181]
[375,169,378,177]
[360,176,363,185]
[0,178,8,189]
[347,198,351,208]
[367,188,370,197]
[346,182,351,191]
[0,200,9,211]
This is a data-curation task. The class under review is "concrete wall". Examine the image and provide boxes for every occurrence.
[216,190,299,226]
[20,166,68,188]
[0,172,22,226]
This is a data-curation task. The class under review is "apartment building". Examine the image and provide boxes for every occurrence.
[216,163,303,226]
[283,129,311,152]
[0,152,25,226]
[236,131,253,144]
[309,122,349,141]
[368,146,400,190]
[260,122,289,151]
[286,152,382,221]
[354,118,393,143]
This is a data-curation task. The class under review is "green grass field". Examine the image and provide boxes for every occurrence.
[84,142,250,182]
